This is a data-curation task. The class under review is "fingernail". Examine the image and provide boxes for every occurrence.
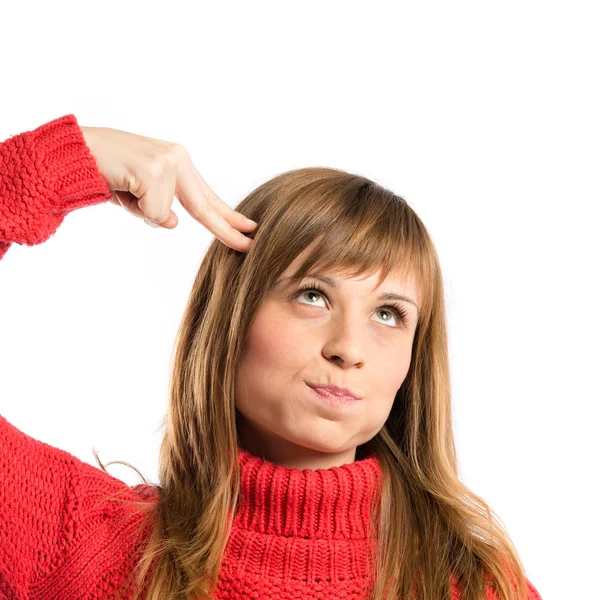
[245,217,258,226]
[144,218,160,228]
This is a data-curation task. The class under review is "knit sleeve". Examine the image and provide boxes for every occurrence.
[0,413,82,596]
[0,114,113,261]
[0,413,159,598]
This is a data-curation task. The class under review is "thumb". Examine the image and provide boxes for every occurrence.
[143,211,178,229]
[112,190,179,229]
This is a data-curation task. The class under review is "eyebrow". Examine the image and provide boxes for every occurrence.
[278,273,419,314]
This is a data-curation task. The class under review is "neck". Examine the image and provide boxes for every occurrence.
[236,418,359,470]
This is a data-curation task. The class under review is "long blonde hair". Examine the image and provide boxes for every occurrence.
[95,166,531,599]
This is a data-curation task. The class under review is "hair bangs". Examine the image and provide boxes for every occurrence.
[275,189,431,323]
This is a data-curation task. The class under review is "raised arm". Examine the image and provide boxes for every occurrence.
[1,113,258,262]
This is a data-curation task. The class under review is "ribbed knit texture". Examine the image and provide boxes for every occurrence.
[0,114,543,599]
[216,448,382,598]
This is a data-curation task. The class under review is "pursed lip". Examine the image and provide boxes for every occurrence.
[306,382,361,399]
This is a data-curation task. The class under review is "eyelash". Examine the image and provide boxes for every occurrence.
[293,281,409,327]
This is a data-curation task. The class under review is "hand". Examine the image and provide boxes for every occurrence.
[80,125,257,252]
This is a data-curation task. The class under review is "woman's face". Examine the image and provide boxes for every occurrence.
[235,245,420,470]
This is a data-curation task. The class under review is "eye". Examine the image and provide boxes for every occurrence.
[293,282,409,328]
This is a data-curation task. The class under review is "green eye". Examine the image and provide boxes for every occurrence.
[294,283,408,327]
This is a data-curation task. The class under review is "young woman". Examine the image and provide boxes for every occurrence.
[0,114,542,600]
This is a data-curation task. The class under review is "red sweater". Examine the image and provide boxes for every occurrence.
[0,115,543,599]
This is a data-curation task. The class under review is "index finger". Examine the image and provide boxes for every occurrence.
[175,161,257,251]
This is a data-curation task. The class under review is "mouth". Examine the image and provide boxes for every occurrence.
[305,381,361,400]
[305,383,361,408]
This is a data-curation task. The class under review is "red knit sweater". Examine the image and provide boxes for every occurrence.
[0,115,543,599]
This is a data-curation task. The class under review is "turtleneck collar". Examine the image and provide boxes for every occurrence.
[218,446,382,585]
[234,446,382,539]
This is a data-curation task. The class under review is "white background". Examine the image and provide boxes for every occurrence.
[1,2,598,598]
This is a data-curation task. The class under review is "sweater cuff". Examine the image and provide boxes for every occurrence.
[23,114,113,214]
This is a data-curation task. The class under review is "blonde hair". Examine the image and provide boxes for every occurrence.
[95,166,531,599]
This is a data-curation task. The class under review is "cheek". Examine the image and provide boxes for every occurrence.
[243,309,307,371]
[235,308,310,417]
[376,343,413,396]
